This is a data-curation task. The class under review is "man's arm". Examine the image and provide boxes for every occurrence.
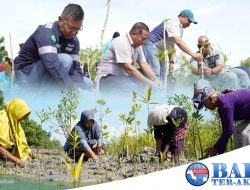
[69,39,86,89]
[136,46,161,88]
[204,51,224,75]
[190,58,202,75]
[34,29,74,87]
[172,36,203,61]
[212,64,223,74]
[122,63,158,88]
[139,62,159,81]
[203,64,223,75]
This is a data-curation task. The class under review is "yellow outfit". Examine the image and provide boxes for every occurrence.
[0,99,31,161]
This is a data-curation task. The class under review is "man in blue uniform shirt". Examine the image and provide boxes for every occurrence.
[14,4,92,92]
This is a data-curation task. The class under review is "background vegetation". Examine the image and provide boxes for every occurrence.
[1,32,249,159]
[0,90,62,149]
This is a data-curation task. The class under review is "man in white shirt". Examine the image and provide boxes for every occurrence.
[96,22,162,94]
[142,9,203,82]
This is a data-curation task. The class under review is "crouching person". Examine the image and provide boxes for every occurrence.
[148,105,188,163]
[64,110,104,161]
[0,99,34,167]
[192,84,250,157]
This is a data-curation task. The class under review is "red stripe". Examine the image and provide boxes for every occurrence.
[192,169,208,174]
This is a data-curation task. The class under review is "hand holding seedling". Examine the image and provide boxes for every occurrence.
[192,52,203,62]
[154,78,163,90]
[203,67,213,75]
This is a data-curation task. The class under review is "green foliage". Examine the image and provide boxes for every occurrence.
[167,94,234,160]
[117,91,143,157]
[92,99,111,141]
[0,36,8,63]
[63,153,84,188]
[21,118,62,149]
[106,131,155,158]
[174,54,199,87]
[37,87,83,187]
[241,57,250,68]
[80,47,101,80]
[0,90,4,110]
[68,129,80,149]
[139,87,158,115]
[37,87,79,136]
[155,47,175,63]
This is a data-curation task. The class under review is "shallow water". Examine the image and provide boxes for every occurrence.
[0,175,70,190]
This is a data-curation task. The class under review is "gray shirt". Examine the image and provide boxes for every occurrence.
[191,49,224,81]
[98,34,147,78]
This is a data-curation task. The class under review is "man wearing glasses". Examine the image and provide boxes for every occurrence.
[190,35,249,89]
[97,22,162,94]
[14,4,91,92]
[142,9,203,82]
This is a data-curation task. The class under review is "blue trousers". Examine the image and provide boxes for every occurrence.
[15,53,73,92]
[142,43,166,81]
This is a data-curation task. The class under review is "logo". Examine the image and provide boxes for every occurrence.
[211,163,250,186]
[185,162,209,186]
[51,35,57,43]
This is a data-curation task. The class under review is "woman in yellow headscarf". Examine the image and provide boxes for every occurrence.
[0,98,33,167]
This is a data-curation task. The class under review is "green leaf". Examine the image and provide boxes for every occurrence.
[103,125,108,130]
[147,87,152,101]
[63,160,75,180]
[103,132,109,138]
[74,153,84,181]
[136,121,141,126]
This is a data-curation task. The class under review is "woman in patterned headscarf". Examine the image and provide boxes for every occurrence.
[148,105,188,163]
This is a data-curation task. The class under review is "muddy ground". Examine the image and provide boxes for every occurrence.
[0,148,188,184]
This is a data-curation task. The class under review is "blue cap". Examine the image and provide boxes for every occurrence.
[180,9,198,24]
[192,83,212,110]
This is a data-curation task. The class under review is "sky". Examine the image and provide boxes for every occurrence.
[1,0,250,66]
[1,0,250,143]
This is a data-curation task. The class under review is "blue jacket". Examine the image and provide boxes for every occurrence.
[64,110,102,151]
[14,21,85,88]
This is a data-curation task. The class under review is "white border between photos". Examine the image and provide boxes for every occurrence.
[72,146,250,190]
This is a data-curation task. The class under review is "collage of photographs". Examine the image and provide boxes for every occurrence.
[0,0,250,189]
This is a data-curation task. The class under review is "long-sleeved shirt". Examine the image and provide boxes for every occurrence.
[214,89,250,153]
[64,110,102,151]
[14,21,85,89]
